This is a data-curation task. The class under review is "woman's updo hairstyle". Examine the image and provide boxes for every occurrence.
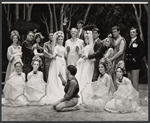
[31,56,42,67]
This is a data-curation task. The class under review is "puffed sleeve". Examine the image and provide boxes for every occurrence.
[22,73,26,82]
[27,72,32,81]
[8,72,15,80]
[7,46,14,62]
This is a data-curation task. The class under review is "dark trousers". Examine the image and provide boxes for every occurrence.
[23,64,32,81]
[44,59,51,82]
[92,60,100,82]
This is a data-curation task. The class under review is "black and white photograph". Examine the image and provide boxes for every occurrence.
[1,1,148,121]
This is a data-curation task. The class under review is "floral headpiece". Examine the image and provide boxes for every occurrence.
[35,32,44,39]
[10,30,20,39]
[14,58,23,67]
[31,56,42,67]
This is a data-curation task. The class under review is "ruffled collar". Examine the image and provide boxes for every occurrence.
[99,72,106,78]
[118,76,124,82]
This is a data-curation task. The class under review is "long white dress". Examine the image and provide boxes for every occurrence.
[104,77,141,113]
[24,71,47,106]
[5,45,22,81]
[46,45,67,105]
[2,72,28,106]
[75,44,95,104]
[81,73,115,111]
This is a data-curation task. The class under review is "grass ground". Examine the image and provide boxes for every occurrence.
[1,84,148,121]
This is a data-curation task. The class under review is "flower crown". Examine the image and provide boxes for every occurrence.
[32,56,42,67]
[10,30,20,39]
[35,32,44,39]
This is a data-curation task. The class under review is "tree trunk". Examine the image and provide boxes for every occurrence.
[4,4,11,32]
[40,13,49,36]
[53,4,58,32]
[23,4,26,20]
[26,4,33,21]
[133,4,148,80]
[83,4,92,24]
[60,4,65,31]
[132,4,144,41]
[48,4,53,33]
[15,4,19,22]
[144,4,148,13]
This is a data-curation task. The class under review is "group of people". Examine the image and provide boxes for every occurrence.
[2,19,145,113]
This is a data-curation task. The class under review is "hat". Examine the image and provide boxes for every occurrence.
[77,20,84,24]
[35,32,44,39]
[10,30,20,39]
[31,56,42,67]
[14,57,23,67]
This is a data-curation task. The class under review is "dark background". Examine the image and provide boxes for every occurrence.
[2,3,148,83]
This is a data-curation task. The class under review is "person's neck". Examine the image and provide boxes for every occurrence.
[114,35,120,40]
[27,39,32,43]
[72,37,77,41]
[68,75,74,80]
[131,36,137,40]
[94,38,99,42]
[100,72,105,77]
[118,76,123,82]
[12,43,17,46]
[58,44,62,46]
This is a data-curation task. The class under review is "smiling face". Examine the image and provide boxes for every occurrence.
[130,29,137,38]
[105,38,111,47]
[15,62,22,73]
[36,35,41,43]
[116,67,123,78]
[57,36,63,45]
[12,35,19,45]
[32,61,39,72]
[99,63,106,74]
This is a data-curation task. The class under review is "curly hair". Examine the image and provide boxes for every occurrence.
[99,61,107,71]
[115,60,125,74]
[31,56,42,67]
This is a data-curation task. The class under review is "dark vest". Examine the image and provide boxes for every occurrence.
[64,77,79,98]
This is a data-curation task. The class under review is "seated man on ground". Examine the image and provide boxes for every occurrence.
[53,65,80,112]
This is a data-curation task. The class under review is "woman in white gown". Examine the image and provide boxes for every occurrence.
[46,31,67,105]
[2,60,28,106]
[104,61,141,113]
[75,31,95,104]
[81,61,115,111]
[24,56,47,106]
[5,30,23,82]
